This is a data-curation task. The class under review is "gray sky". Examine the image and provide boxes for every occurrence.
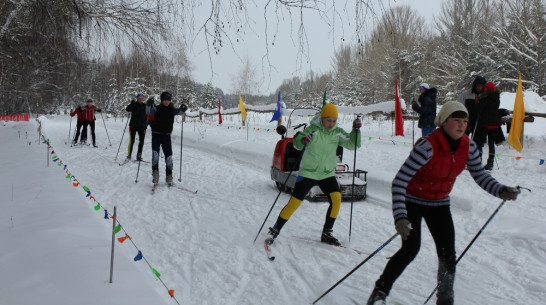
[190,0,444,96]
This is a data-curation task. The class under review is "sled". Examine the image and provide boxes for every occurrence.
[270,108,367,201]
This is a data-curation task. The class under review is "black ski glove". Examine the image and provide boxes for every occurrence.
[130,99,136,104]
[395,219,412,240]
[500,186,521,201]
[180,103,188,112]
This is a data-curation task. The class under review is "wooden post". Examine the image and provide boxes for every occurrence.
[109,206,117,283]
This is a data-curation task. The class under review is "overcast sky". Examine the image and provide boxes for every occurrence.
[189,0,444,96]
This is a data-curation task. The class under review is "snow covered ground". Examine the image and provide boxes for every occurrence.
[1,94,545,305]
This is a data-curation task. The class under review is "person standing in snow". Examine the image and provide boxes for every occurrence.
[70,105,86,144]
[125,92,149,161]
[265,103,361,246]
[474,81,501,171]
[82,99,102,147]
[457,76,486,137]
[366,101,521,305]
[412,83,437,137]
[147,91,187,186]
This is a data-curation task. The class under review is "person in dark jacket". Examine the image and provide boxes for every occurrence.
[457,76,486,137]
[366,101,521,305]
[82,99,102,147]
[70,105,86,144]
[474,81,501,170]
[412,83,437,137]
[125,92,149,161]
[147,91,188,186]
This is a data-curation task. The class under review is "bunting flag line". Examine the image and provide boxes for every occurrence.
[507,73,525,152]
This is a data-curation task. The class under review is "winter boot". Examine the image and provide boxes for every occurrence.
[484,158,494,171]
[265,227,280,245]
[321,229,341,246]
[93,142,98,148]
[366,287,387,305]
[166,174,173,187]
[152,170,159,184]
[125,155,131,162]
[136,152,142,161]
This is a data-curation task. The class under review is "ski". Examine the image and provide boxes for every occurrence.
[264,241,275,261]
[174,185,198,194]
[292,235,367,255]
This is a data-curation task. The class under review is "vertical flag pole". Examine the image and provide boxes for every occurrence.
[109,206,117,283]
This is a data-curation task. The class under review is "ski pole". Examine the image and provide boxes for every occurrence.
[135,116,150,183]
[67,115,73,145]
[115,113,130,161]
[252,138,310,244]
[99,111,112,146]
[349,116,360,243]
[423,186,531,304]
[412,94,415,145]
[313,233,399,304]
[178,113,185,182]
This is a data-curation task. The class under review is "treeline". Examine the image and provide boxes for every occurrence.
[1,0,545,115]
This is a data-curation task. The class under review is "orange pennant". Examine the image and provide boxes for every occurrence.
[117,235,131,243]
[168,289,175,298]
[515,156,522,160]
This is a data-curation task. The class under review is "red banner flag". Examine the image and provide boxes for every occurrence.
[218,98,223,124]
[395,79,404,136]
[0,114,29,122]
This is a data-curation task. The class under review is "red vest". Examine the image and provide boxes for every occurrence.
[406,129,469,200]
[83,105,98,122]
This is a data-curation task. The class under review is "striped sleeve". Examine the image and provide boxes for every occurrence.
[391,139,433,222]
[466,140,506,198]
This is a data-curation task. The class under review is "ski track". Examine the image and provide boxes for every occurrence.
[37,115,546,305]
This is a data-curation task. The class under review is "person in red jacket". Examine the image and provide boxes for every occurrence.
[366,101,521,305]
[82,99,102,147]
[474,81,501,170]
[70,105,86,144]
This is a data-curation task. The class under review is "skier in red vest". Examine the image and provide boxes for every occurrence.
[70,105,86,144]
[366,101,521,305]
[82,99,102,147]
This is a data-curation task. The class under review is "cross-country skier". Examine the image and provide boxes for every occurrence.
[366,101,521,305]
[70,105,86,144]
[125,92,149,161]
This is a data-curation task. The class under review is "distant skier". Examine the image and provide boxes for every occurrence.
[366,101,521,305]
[457,76,486,137]
[70,105,86,144]
[265,103,361,246]
[125,92,149,161]
[82,99,102,147]
[412,83,437,137]
[147,91,188,186]
[474,81,501,170]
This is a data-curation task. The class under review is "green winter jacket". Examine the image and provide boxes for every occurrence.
[293,114,361,180]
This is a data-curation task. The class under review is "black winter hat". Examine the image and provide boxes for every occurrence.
[160,91,172,101]
[472,76,487,93]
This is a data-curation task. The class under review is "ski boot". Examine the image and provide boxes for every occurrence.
[265,227,279,245]
[136,153,142,161]
[166,174,173,187]
[321,229,341,246]
[366,288,387,305]
[484,158,494,171]
[152,170,159,184]
[93,142,98,148]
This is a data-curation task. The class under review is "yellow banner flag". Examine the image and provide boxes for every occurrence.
[238,95,247,122]
[507,73,525,152]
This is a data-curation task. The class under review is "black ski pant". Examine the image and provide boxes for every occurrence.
[127,126,146,157]
[73,121,84,143]
[151,133,173,176]
[376,203,456,305]
[82,121,96,144]
[475,127,498,162]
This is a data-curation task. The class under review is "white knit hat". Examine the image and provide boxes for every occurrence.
[434,101,469,126]
[419,83,430,90]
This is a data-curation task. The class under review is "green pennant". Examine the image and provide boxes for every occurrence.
[94,203,101,211]
[150,267,161,278]
[83,186,90,192]
[322,89,327,106]
[113,224,122,234]
[65,173,71,178]
[369,137,372,141]
[496,154,501,160]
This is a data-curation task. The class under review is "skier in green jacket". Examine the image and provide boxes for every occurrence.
[265,103,362,246]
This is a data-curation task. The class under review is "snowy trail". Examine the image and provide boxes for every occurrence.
[35,114,546,305]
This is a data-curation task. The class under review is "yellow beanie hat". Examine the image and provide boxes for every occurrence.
[321,103,338,119]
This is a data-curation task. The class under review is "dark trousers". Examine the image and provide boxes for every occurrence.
[151,133,173,176]
[82,121,96,144]
[377,203,456,305]
[128,126,146,157]
[73,121,84,143]
[475,128,498,162]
